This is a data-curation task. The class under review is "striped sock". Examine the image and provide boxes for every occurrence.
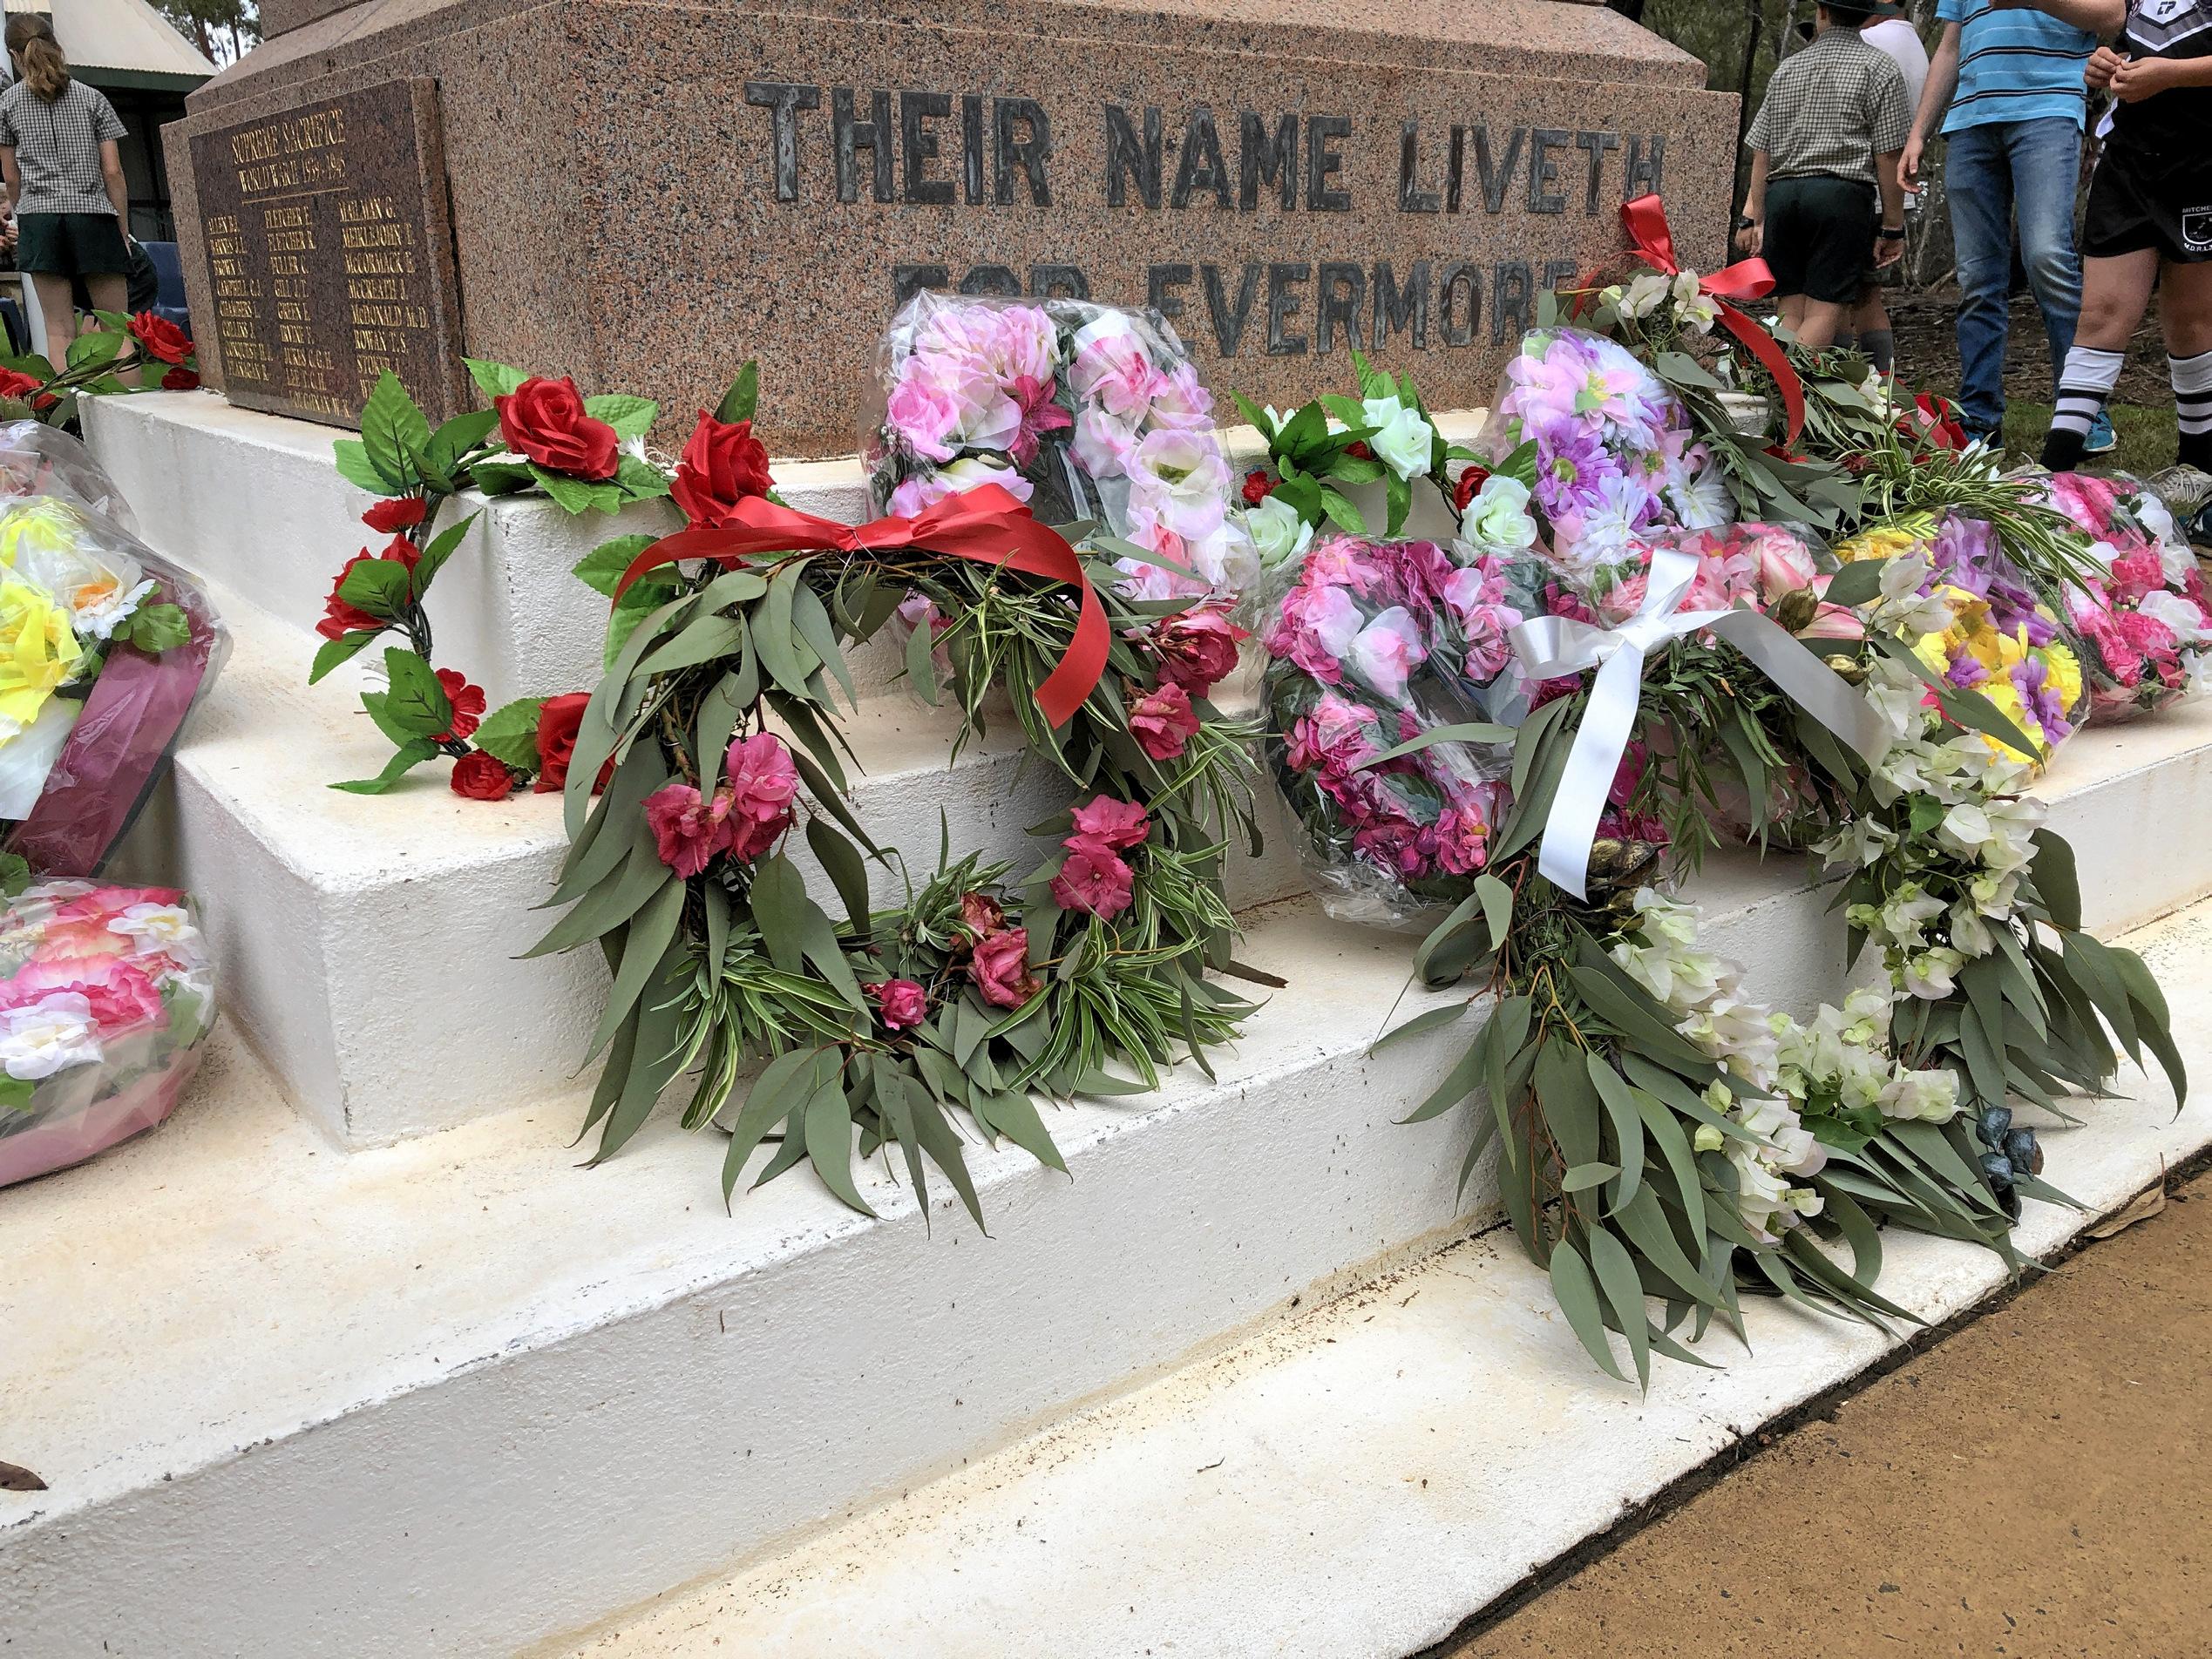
[2043,347,2126,471]
[2173,349,2212,471]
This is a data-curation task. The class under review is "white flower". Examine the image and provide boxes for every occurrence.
[1621,272,1671,318]
[1360,394,1435,480]
[1129,429,1232,540]
[1458,475,1538,555]
[1665,460,1734,531]
[1246,494,1313,569]
[0,992,102,1080]
[71,577,158,642]
[1877,883,1945,947]
[1903,946,1966,999]
[110,902,201,957]
[2140,493,2182,551]
[1881,1066,1960,1123]
[1345,606,1428,701]
[1562,471,1658,570]
[2141,586,2212,648]
[1186,518,1259,599]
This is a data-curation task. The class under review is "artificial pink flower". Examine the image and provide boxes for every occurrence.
[1431,798,1494,877]
[970,927,1040,1008]
[1069,796,1150,850]
[1069,330,1162,422]
[869,978,928,1032]
[1129,682,1202,761]
[1345,607,1428,702]
[0,957,165,1035]
[1006,374,1072,467]
[1050,839,1135,918]
[643,782,733,877]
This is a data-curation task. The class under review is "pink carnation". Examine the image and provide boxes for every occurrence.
[0,956,166,1036]
[1431,797,1494,877]
[644,782,734,877]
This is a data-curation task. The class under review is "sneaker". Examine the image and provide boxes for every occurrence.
[2188,499,2212,553]
[2149,464,2212,517]
[2084,410,2119,457]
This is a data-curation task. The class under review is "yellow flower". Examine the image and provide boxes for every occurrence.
[1835,525,1926,565]
[0,578,81,742]
[2044,640,2083,714]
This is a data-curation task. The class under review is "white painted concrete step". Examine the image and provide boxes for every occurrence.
[567,895,2212,1659]
[126,582,1306,1148]
[9,702,2212,1658]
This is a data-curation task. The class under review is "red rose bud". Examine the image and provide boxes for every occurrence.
[532,691,591,793]
[1453,464,1491,511]
[1151,608,1242,695]
[1346,440,1374,461]
[0,367,54,410]
[316,535,420,641]
[126,312,193,366]
[1240,469,1274,506]
[449,750,516,801]
[867,978,929,1032]
[494,375,620,480]
[363,496,428,533]
[160,366,200,392]
[669,411,774,526]
[432,669,486,743]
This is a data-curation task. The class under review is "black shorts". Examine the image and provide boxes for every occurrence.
[1764,175,1878,304]
[2083,139,2212,264]
[14,211,129,278]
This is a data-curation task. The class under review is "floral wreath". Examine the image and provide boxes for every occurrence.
[311,357,1265,1221]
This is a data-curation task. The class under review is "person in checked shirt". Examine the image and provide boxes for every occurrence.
[1737,3,1913,350]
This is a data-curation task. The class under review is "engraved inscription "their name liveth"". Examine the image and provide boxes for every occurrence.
[207,101,438,420]
[743,85,1669,356]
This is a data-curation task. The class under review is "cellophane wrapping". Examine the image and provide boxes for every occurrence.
[0,421,142,537]
[866,289,1256,602]
[2037,471,2212,721]
[0,880,213,1187]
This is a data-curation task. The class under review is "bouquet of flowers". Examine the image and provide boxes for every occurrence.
[0,421,142,535]
[1260,533,1519,924]
[0,498,227,872]
[1478,324,1734,574]
[0,877,214,1187]
[868,290,1255,601]
[2036,471,2211,721]
[1835,513,2086,761]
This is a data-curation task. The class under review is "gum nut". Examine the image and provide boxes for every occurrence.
[2005,1128,2046,1176]
[1979,1151,2016,1188]
[1979,1104,2013,1142]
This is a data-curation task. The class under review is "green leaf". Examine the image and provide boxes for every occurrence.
[424,409,500,475]
[584,880,687,1060]
[1549,1240,1630,1383]
[807,816,874,936]
[533,464,613,515]
[335,556,413,620]
[615,453,671,500]
[360,370,430,490]
[1820,558,1887,609]
[722,1049,827,1201]
[758,562,823,698]
[605,579,682,667]
[470,460,536,496]
[2029,829,2081,931]
[473,697,546,770]
[1534,1035,1601,1168]
[65,328,126,372]
[1584,1053,1645,1213]
[330,738,440,794]
[716,361,760,424]
[748,851,810,975]
[1475,872,1514,952]
[804,1075,877,1216]
[573,534,660,599]
[584,393,659,440]
[1586,1226,1652,1390]
[1371,999,1476,1052]
[465,357,528,400]
[334,439,388,493]
[1561,1161,1619,1192]
[973,1090,1067,1175]
[380,647,454,738]
[636,613,744,677]
[411,510,479,598]
[1358,721,1517,770]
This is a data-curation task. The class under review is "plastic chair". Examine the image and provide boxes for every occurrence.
[138,241,192,339]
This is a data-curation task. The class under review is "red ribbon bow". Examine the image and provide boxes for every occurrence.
[1621,193,1807,447]
[617,483,1109,728]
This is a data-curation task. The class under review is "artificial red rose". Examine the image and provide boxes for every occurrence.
[494,375,619,479]
[1128,681,1201,761]
[316,535,420,640]
[0,366,54,410]
[450,750,516,801]
[1050,839,1134,919]
[363,495,427,533]
[160,366,200,392]
[433,668,485,743]
[1241,469,1274,506]
[970,927,1039,1009]
[670,410,774,526]
[1152,608,1243,695]
[1346,440,1374,462]
[1068,795,1150,851]
[126,312,192,366]
[868,978,928,1032]
[533,691,591,793]
[1453,464,1491,511]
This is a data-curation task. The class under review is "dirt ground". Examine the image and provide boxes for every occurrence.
[1446,1169,2212,1659]
[1887,288,2174,412]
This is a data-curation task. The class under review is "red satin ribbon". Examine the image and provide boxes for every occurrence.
[617,483,1109,728]
[1621,193,1807,447]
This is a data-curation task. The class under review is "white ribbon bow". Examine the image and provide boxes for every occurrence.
[1506,545,1889,899]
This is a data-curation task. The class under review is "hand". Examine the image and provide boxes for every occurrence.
[2113,55,2180,103]
[1899,134,1924,191]
[1736,219,1763,259]
[1875,230,1905,270]
[2086,45,2127,92]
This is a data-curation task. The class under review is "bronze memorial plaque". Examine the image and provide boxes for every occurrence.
[186,78,468,428]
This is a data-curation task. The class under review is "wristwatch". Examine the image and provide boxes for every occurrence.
[1877,225,1907,240]
[1734,213,1759,231]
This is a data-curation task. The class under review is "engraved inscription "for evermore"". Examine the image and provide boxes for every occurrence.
[187,78,465,428]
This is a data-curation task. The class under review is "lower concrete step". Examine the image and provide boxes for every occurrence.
[9,705,2212,1659]
[564,893,2212,1659]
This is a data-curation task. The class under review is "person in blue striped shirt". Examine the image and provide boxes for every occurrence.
[1902,0,2114,450]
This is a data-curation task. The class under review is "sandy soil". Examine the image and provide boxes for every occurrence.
[1446,1170,2212,1659]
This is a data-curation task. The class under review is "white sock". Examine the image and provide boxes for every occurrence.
[2051,347,2126,440]
[2172,349,2212,439]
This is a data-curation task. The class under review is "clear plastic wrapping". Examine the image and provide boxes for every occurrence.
[0,498,230,874]
[867,290,1256,601]
[0,880,213,1187]
[2037,471,2212,722]
[1259,532,1518,925]
[0,421,142,537]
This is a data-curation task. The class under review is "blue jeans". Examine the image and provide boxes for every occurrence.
[1945,118,2086,435]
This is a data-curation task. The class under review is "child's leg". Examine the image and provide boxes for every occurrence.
[2043,251,2157,471]
[2157,262,2212,473]
[1794,300,1849,351]
[1780,294,1810,337]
